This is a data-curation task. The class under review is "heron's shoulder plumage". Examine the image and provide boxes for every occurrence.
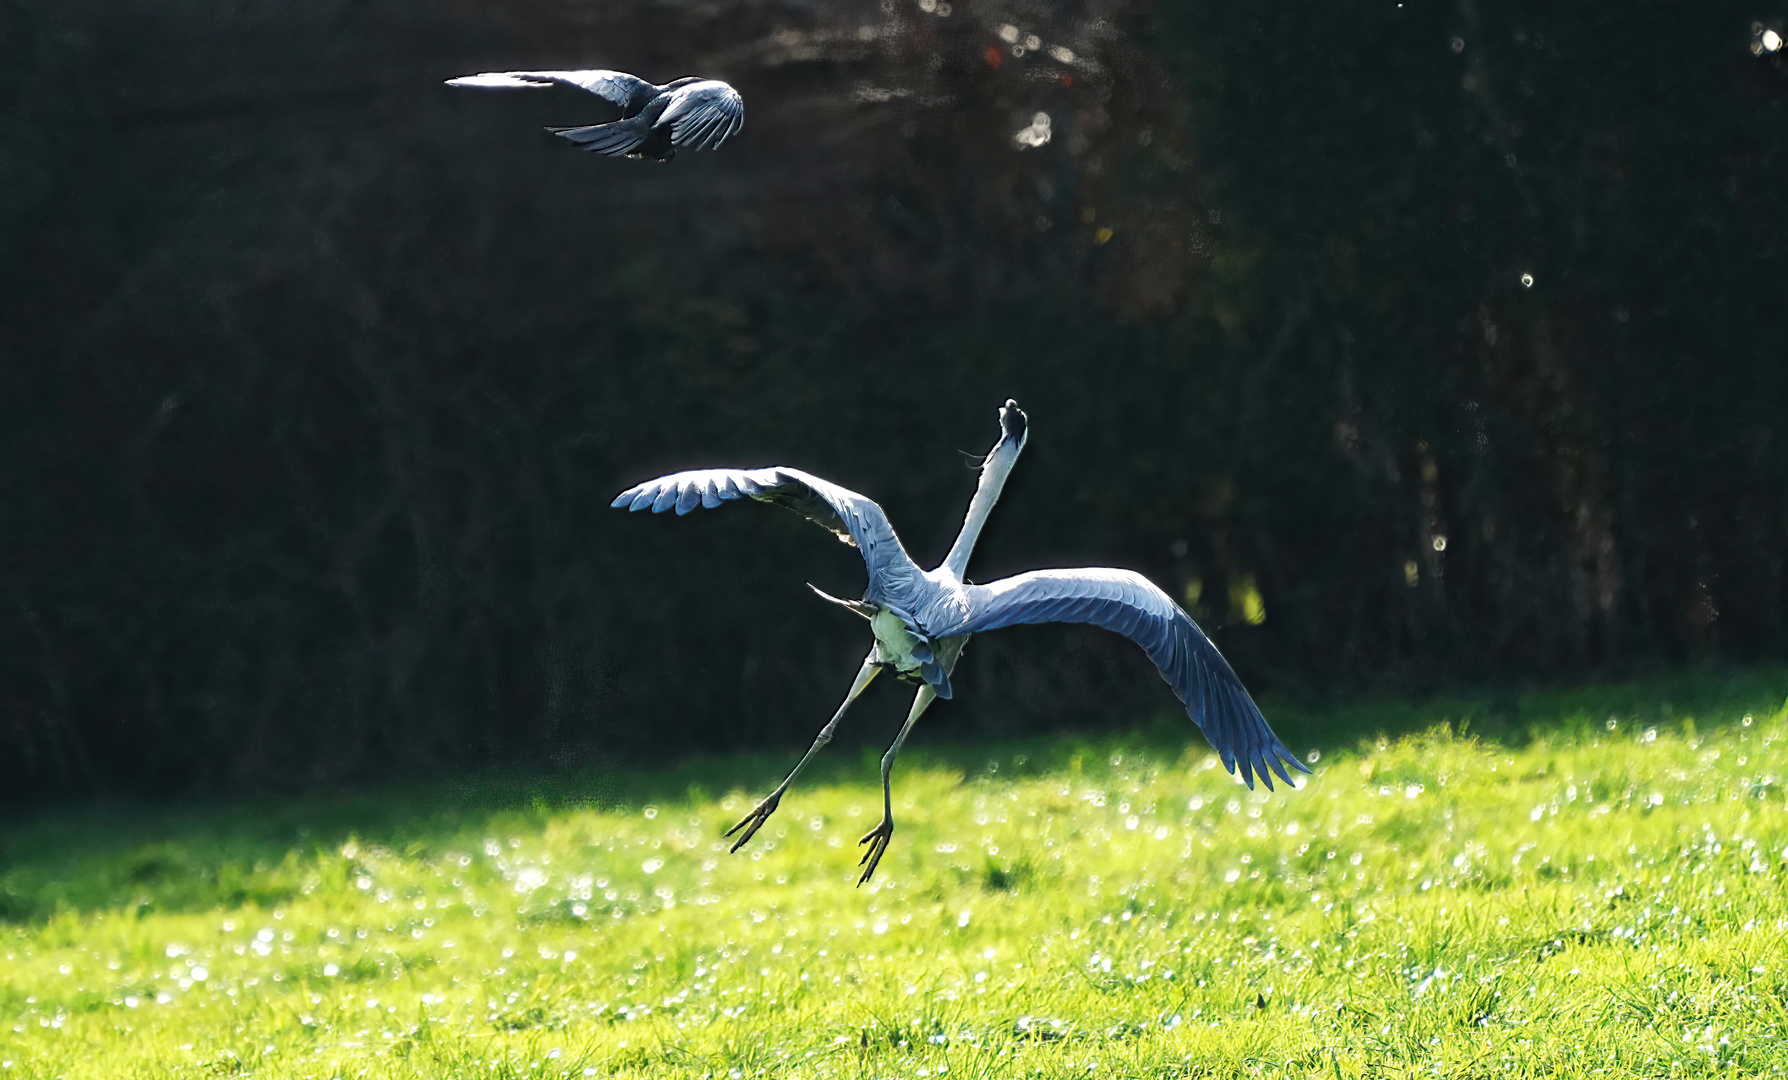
[936,567,1306,790]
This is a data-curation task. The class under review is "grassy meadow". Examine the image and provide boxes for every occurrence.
[4,669,1788,1078]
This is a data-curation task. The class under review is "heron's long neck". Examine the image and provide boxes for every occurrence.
[941,448,1018,579]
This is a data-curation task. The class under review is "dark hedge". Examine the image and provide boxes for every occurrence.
[2,0,1783,799]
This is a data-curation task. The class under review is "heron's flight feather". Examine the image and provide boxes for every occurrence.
[610,467,923,598]
[929,568,1308,790]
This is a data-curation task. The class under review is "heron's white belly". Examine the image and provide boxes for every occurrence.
[870,608,925,674]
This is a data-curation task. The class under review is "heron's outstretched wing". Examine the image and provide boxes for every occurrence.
[611,467,917,584]
[660,81,745,150]
[444,69,655,109]
[942,569,1309,790]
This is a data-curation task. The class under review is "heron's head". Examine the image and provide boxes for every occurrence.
[947,399,1029,568]
[996,398,1028,451]
[664,76,704,90]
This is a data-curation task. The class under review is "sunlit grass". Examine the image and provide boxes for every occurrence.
[4,672,1788,1078]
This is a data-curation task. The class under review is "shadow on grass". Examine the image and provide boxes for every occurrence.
[2,664,1783,926]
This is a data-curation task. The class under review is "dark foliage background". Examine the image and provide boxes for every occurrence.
[2,0,1784,801]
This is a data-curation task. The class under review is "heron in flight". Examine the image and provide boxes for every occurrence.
[445,69,743,160]
[612,400,1306,883]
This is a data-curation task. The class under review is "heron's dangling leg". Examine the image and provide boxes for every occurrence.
[857,635,968,885]
[726,652,880,853]
[856,684,939,884]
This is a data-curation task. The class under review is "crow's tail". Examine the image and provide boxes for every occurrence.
[547,118,648,156]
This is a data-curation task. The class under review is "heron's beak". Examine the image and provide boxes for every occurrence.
[807,583,877,619]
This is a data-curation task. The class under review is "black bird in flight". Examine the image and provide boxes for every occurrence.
[446,69,744,161]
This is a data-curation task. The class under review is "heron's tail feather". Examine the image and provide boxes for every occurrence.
[920,658,953,699]
[548,119,648,156]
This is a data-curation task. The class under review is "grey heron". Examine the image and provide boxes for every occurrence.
[612,400,1307,883]
[445,69,743,160]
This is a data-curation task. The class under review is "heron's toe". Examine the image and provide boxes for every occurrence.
[856,819,895,885]
[724,791,782,852]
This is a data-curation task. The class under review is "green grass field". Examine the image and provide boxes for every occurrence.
[5,670,1788,1079]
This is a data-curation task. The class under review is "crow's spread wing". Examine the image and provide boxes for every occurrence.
[445,69,655,109]
[660,81,745,150]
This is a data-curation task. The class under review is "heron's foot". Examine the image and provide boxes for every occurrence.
[724,790,783,853]
[856,817,894,886]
